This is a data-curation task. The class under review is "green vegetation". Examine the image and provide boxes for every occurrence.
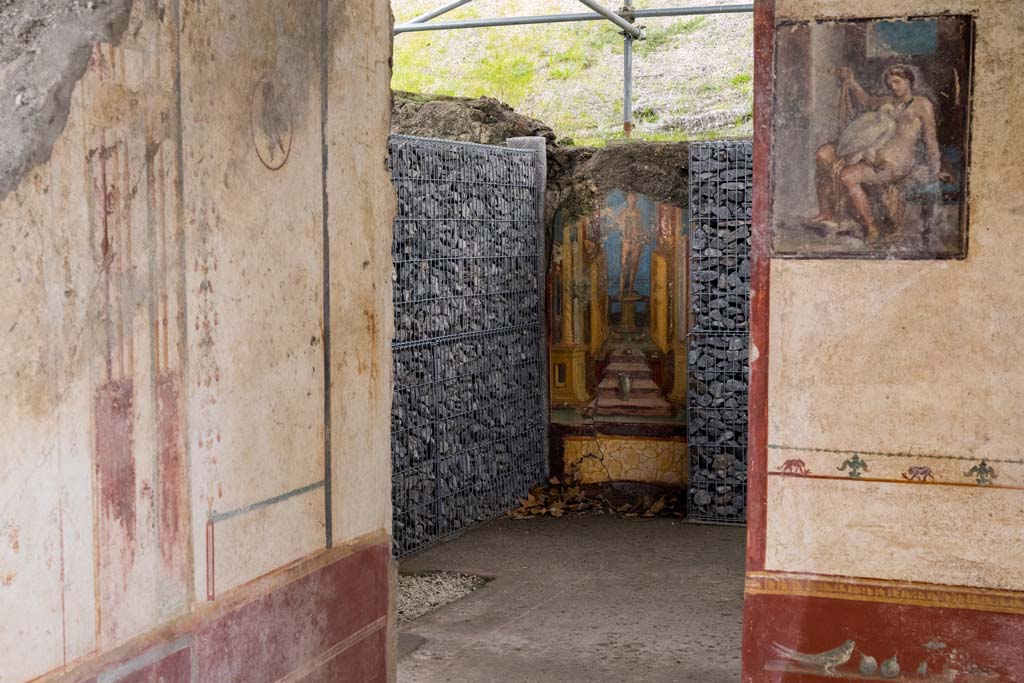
[585,25,624,51]
[634,106,658,124]
[634,17,706,57]
[730,72,753,96]
[548,43,591,81]
[572,126,748,148]
[730,72,752,87]
[467,33,537,102]
[390,0,753,145]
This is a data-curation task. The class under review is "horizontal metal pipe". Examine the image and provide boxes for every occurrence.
[396,12,599,33]
[394,4,753,34]
[629,5,754,18]
[407,0,475,25]
[575,0,642,38]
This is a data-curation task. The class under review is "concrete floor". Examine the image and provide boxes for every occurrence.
[398,515,746,683]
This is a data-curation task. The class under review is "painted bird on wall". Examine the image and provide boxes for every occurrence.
[836,104,898,166]
[259,79,290,162]
[771,640,856,675]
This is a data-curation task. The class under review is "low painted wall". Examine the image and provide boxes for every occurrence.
[746,0,1024,680]
[0,1,395,681]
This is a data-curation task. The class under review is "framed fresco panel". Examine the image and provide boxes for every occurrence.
[772,15,974,259]
[548,190,687,424]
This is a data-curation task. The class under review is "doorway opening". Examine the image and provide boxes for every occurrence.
[387,3,754,681]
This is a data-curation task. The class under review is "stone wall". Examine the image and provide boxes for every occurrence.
[687,140,752,524]
[388,135,547,558]
[744,0,1024,680]
[0,1,396,681]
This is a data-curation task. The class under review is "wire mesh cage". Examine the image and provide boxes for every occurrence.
[687,140,752,525]
[389,135,547,557]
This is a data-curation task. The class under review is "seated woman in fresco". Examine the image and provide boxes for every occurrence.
[810,64,948,243]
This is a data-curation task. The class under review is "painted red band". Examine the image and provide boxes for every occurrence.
[156,373,189,582]
[745,0,774,574]
[743,591,1023,682]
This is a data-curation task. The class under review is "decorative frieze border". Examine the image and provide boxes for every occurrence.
[767,443,1024,490]
[745,571,1024,616]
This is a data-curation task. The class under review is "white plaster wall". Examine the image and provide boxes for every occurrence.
[0,1,395,680]
[767,0,1024,591]
[327,0,397,545]
[179,0,328,599]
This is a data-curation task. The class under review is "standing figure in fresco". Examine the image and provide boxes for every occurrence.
[810,64,947,243]
[615,192,645,296]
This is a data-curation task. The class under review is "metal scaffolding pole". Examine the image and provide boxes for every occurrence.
[406,0,475,25]
[393,5,753,34]
[625,5,753,19]
[622,0,635,138]
[574,0,643,39]
[395,12,602,33]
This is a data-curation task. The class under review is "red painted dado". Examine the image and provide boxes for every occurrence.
[51,541,391,683]
[297,627,388,683]
[115,647,191,683]
[743,589,1024,682]
[195,543,389,681]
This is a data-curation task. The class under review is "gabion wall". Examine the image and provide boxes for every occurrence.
[687,140,752,524]
[389,135,547,557]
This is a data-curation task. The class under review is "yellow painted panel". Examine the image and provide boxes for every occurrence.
[563,435,687,485]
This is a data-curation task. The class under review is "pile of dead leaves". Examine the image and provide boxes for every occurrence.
[507,473,686,520]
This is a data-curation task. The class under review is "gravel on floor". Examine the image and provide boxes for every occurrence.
[398,571,488,625]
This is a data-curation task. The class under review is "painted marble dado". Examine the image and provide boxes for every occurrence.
[562,435,687,486]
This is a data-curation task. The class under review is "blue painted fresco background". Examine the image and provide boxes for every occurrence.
[868,18,938,56]
[603,190,657,315]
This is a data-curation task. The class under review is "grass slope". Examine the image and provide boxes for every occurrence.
[391,0,753,145]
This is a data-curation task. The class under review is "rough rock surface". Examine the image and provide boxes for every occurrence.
[392,90,556,148]
[546,141,692,229]
[0,0,134,200]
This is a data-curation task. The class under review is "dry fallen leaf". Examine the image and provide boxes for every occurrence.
[507,474,686,521]
[647,496,667,515]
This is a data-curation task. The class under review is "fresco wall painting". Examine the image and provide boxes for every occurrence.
[548,190,688,486]
[0,1,397,680]
[745,2,1024,680]
[85,23,193,647]
[772,15,974,259]
[549,191,687,422]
